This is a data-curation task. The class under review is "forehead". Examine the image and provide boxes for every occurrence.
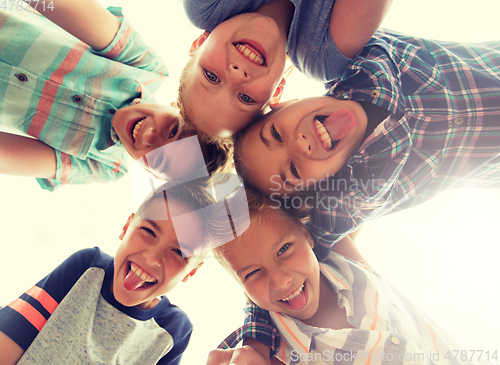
[140,197,207,254]
[239,121,282,193]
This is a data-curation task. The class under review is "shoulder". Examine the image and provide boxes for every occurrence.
[35,247,112,301]
[154,298,193,339]
[183,0,270,31]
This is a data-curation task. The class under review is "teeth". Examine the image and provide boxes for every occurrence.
[282,284,304,302]
[315,120,333,149]
[132,118,145,141]
[130,262,156,283]
[235,43,264,65]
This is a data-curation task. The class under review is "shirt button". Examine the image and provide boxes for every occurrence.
[73,95,82,103]
[335,90,349,100]
[390,336,400,345]
[17,74,28,82]
[454,117,465,125]
[109,109,116,114]
[371,90,381,98]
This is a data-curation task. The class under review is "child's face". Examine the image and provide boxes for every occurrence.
[112,103,187,161]
[183,13,287,137]
[113,197,204,310]
[223,214,321,321]
[239,97,368,194]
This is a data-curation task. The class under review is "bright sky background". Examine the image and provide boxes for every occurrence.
[1,1,499,364]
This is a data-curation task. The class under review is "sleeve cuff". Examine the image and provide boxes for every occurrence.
[36,150,65,192]
[92,7,132,60]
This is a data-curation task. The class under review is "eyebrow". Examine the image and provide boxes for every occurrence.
[146,219,163,233]
[236,232,289,277]
[259,122,270,147]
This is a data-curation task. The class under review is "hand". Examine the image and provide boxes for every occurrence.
[206,346,271,365]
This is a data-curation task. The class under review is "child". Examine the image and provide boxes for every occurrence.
[0,1,230,191]
[178,0,392,137]
[210,188,472,365]
[0,179,214,364]
[233,27,500,256]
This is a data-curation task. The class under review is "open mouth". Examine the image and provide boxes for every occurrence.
[131,117,146,143]
[234,42,266,66]
[313,109,357,151]
[123,261,158,291]
[314,115,338,150]
[279,282,307,310]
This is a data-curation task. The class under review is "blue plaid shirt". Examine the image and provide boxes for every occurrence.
[232,30,500,351]
[309,30,500,259]
[0,7,167,191]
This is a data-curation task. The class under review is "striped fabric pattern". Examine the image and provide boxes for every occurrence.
[0,7,167,191]
[308,31,500,258]
[223,253,471,365]
[268,254,472,365]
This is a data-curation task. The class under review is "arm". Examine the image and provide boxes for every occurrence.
[0,132,56,179]
[330,0,393,58]
[31,0,120,51]
[0,331,24,365]
[331,226,371,267]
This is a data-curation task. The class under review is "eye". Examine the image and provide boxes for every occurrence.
[239,93,255,104]
[141,227,156,238]
[245,269,260,280]
[277,243,290,257]
[204,69,220,84]
[271,125,282,143]
[153,152,164,169]
[168,122,179,139]
[173,248,188,261]
[290,162,300,179]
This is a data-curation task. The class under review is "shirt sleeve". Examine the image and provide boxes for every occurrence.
[92,7,168,77]
[183,0,271,31]
[36,149,128,192]
[218,302,280,356]
[156,307,193,365]
[0,248,101,351]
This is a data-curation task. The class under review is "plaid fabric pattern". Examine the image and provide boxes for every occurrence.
[241,30,500,351]
[0,7,167,191]
[308,30,500,258]
[218,302,281,354]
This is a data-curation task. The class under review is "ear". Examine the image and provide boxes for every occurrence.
[119,213,135,240]
[269,78,286,107]
[296,221,314,249]
[189,31,210,55]
[182,261,204,283]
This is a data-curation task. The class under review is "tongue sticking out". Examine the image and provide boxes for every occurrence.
[285,289,307,310]
[124,270,147,291]
[317,109,356,142]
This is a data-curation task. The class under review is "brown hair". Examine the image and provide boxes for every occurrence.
[176,57,234,176]
[211,185,303,270]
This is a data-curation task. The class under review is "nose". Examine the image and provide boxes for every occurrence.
[228,63,249,81]
[270,268,292,290]
[293,132,311,156]
[143,126,159,146]
[143,247,162,267]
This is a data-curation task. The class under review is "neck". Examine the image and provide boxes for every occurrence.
[302,274,355,330]
[255,0,294,38]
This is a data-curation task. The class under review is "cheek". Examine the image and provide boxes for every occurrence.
[243,282,269,307]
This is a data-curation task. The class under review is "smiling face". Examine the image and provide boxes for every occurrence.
[222,213,321,320]
[112,103,188,161]
[238,97,368,194]
[182,12,288,137]
[113,197,205,310]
